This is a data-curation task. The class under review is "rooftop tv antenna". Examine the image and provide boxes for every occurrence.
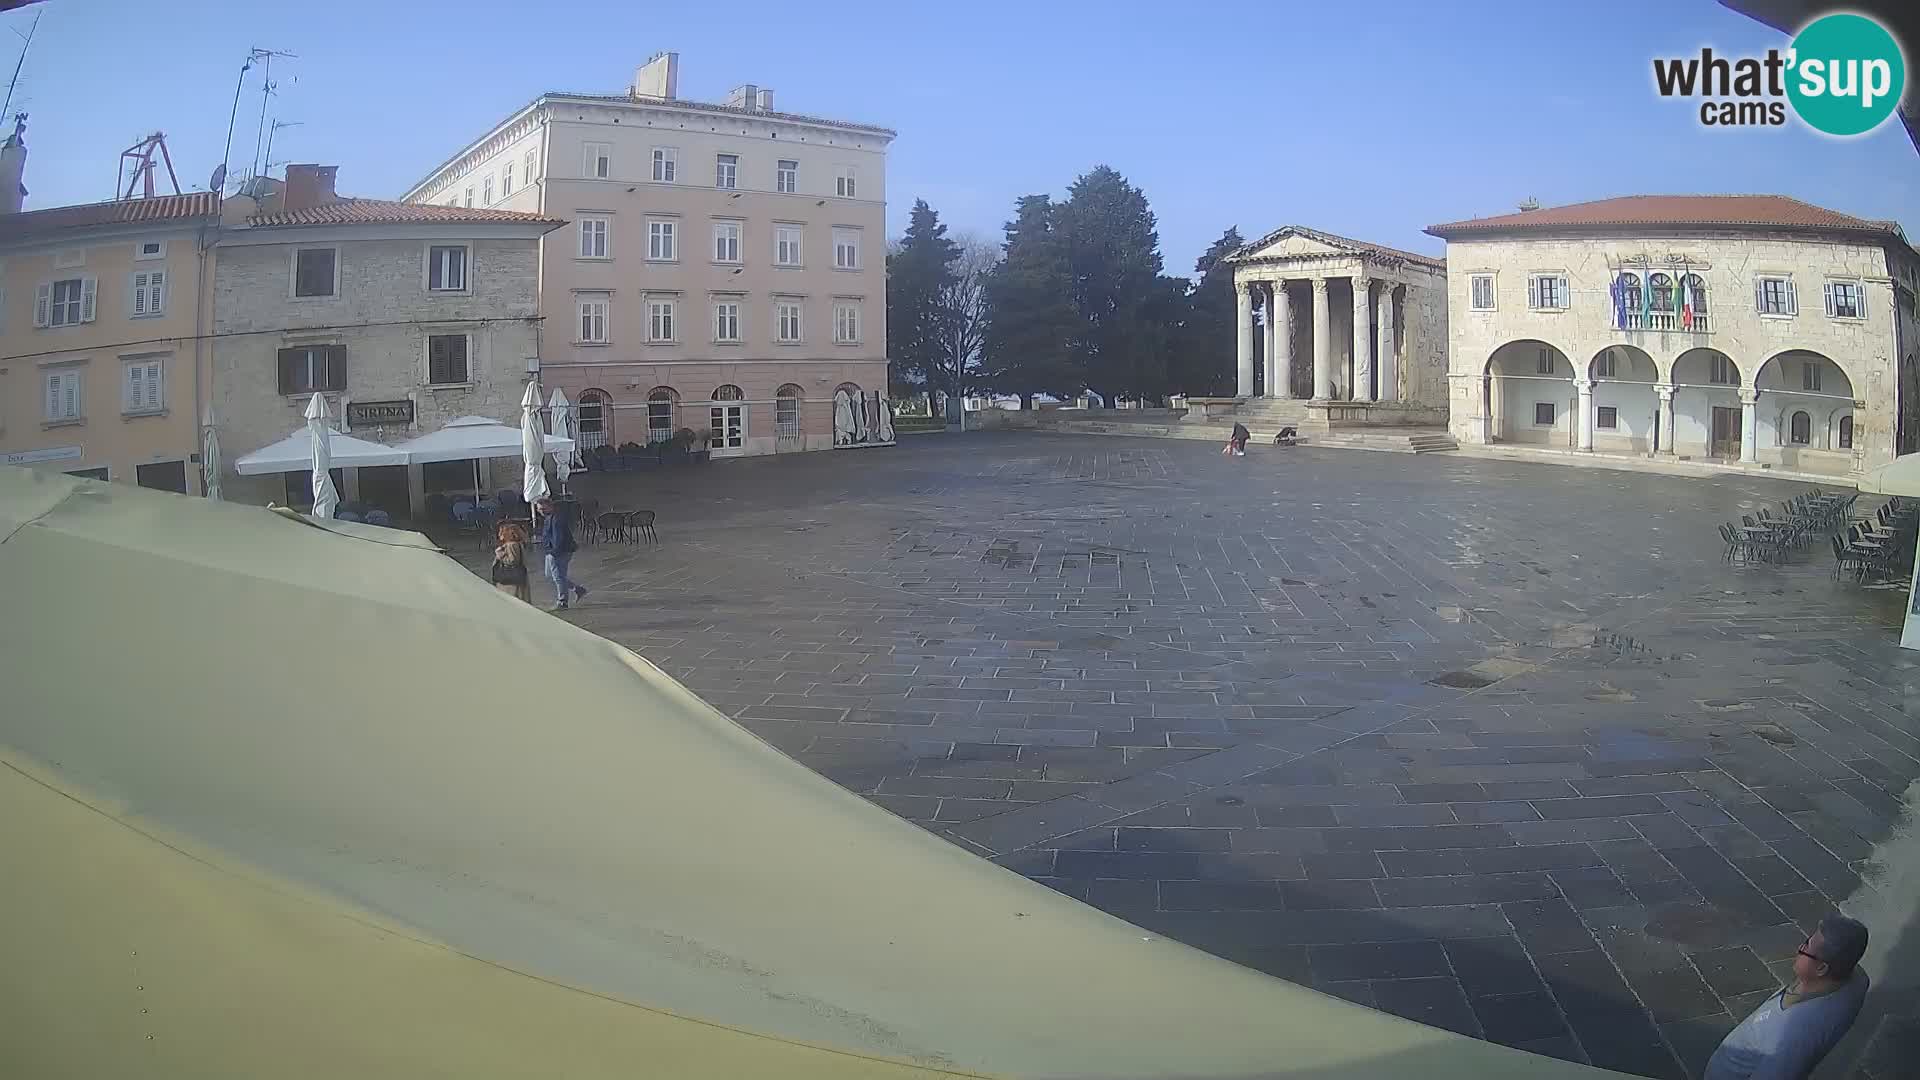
[1,8,40,121]
[215,47,293,196]
[117,132,181,199]
[263,118,302,174]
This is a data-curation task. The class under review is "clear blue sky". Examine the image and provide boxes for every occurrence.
[6,0,1916,274]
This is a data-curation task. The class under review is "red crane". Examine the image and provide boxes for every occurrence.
[117,132,181,200]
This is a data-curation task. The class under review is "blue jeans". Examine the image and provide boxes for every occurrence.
[545,552,577,604]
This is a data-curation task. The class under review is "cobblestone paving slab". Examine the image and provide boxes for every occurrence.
[466,433,1917,1079]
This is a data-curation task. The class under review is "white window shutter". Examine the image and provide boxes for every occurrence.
[1527,277,1540,309]
[47,374,61,417]
[80,277,97,322]
[145,361,162,408]
[34,283,50,327]
[126,363,142,408]
[1857,286,1867,319]
[1557,275,1570,308]
[1823,282,1835,317]
[1753,278,1763,312]
[1786,279,1797,315]
[151,270,164,313]
[132,272,147,315]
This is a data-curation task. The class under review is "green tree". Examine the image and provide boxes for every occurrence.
[1169,226,1245,397]
[980,195,1078,406]
[1055,166,1176,404]
[886,199,959,398]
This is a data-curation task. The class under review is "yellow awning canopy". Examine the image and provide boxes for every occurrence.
[0,467,1612,1079]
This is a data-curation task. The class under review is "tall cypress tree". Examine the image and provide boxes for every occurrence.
[1170,226,1246,397]
[1055,166,1169,403]
[886,199,959,397]
[980,195,1078,406]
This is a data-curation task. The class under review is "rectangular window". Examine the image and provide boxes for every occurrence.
[501,162,514,196]
[834,301,860,343]
[136,240,165,260]
[647,299,676,342]
[776,301,803,343]
[584,142,611,179]
[833,228,860,270]
[482,176,494,204]
[38,276,96,327]
[464,188,474,208]
[293,249,337,298]
[713,221,742,263]
[1533,402,1556,426]
[1756,275,1796,316]
[427,245,468,291]
[130,270,166,317]
[647,219,677,261]
[775,225,802,267]
[1825,280,1863,320]
[776,159,798,193]
[1536,350,1554,375]
[123,357,164,414]
[578,217,609,259]
[713,301,741,342]
[1469,273,1495,311]
[1593,352,1615,378]
[1595,406,1618,430]
[715,153,738,190]
[1527,273,1568,311]
[276,345,346,395]
[578,297,609,343]
[44,369,82,421]
[835,165,857,198]
[1710,356,1736,385]
[1802,361,1823,392]
[524,148,537,181]
[648,397,674,442]
[652,147,677,182]
[427,334,470,384]
[776,394,800,437]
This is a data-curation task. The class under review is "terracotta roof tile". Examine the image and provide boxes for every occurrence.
[247,198,565,229]
[1425,195,1905,241]
[0,192,218,241]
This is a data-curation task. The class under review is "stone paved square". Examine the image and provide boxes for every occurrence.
[490,432,1916,1079]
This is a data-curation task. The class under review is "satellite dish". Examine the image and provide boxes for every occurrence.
[209,164,227,192]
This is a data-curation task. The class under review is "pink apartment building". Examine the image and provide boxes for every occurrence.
[403,53,895,457]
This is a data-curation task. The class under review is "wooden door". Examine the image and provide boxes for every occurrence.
[1710,406,1741,458]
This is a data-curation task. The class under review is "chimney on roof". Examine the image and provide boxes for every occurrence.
[0,113,28,215]
[283,164,340,212]
[725,84,760,111]
[756,88,774,112]
[634,51,679,100]
[1518,196,1541,212]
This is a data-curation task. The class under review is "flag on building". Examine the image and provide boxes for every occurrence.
[1641,262,1653,325]
[1679,269,1695,331]
[1610,272,1625,329]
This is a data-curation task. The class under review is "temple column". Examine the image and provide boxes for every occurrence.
[1655,384,1676,455]
[1273,281,1295,399]
[1261,283,1278,398]
[1235,283,1255,398]
[1311,278,1333,400]
[1375,283,1398,402]
[1351,275,1374,402]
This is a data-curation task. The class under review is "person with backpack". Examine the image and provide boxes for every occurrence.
[535,497,589,611]
[490,523,533,603]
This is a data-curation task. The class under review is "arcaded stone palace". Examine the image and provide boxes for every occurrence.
[1427,195,1920,477]
[1222,226,1450,432]
[403,53,894,459]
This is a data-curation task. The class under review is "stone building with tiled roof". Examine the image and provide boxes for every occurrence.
[1425,194,1920,477]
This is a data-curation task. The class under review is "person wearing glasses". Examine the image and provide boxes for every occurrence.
[1706,913,1870,1080]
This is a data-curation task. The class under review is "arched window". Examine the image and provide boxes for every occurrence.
[1617,273,1641,325]
[1648,273,1674,312]
[712,384,744,401]
[647,387,678,444]
[1790,411,1812,445]
[776,384,803,438]
[1683,273,1707,313]
[1838,415,1854,450]
[576,388,611,449]
[709,385,745,451]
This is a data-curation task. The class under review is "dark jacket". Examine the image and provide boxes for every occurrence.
[1231,423,1250,445]
[539,507,576,555]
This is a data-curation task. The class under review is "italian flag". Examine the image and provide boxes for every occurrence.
[1678,270,1693,331]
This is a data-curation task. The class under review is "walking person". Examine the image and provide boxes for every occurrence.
[1705,913,1870,1080]
[490,523,533,604]
[535,496,589,611]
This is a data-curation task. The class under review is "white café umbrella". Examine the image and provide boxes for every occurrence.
[305,393,340,520]
[1857,453,1920,497]
[521,381,551,505]
[200,415,223,501]
[548,388,577,490]
[232,428,408,474]
[396,415,573,505]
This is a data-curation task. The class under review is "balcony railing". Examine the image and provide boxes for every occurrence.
[1616,309,1710,334]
